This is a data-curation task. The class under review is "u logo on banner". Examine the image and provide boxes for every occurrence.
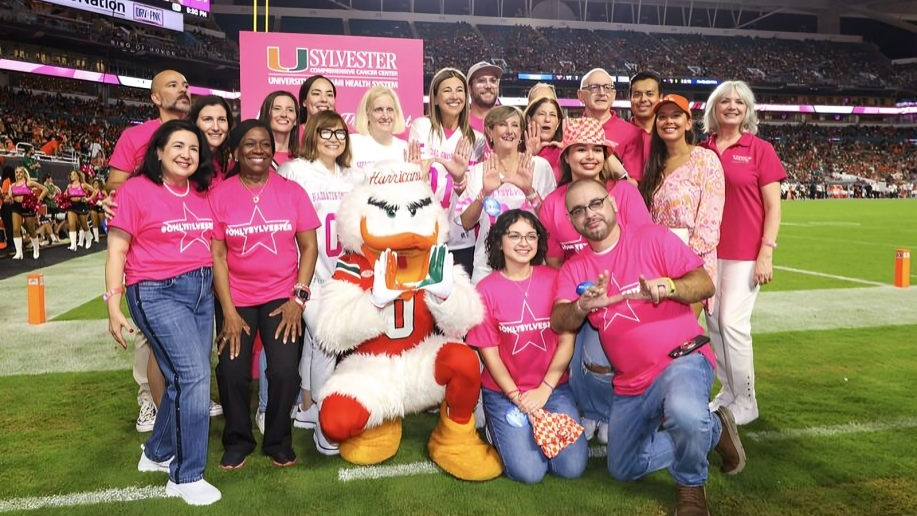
[266,46,309,73]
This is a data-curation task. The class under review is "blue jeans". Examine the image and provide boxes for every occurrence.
[606,353,721,487]
[568,323,613,423]
[127,267,214,484]
[482,384,588,484]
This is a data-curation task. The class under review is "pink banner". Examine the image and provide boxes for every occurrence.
[239,32,424,132]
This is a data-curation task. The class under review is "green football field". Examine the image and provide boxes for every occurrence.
[1,199,915,515]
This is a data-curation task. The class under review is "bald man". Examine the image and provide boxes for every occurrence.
[577,69,644,181]
[105,70,191,433]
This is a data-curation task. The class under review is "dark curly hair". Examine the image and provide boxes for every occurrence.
[484,209,549,271]
[138,119,212,192]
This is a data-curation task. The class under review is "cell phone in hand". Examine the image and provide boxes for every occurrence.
[668,335,711,359]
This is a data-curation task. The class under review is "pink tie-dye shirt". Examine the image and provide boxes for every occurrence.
[650,146,725,309]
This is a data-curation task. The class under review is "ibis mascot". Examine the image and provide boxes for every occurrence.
[314,162,502,481]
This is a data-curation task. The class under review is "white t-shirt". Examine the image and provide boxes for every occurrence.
[409,116,486,250]
[457,155,556,283]
[349,133,408,173]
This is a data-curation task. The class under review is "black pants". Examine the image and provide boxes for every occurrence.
[0,202,13,244]
[215,298,303,458]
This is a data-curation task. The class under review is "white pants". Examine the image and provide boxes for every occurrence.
[300,293,336,398]
[707,259,760,408]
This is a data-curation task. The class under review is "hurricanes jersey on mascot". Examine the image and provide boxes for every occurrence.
[314,162,502,481]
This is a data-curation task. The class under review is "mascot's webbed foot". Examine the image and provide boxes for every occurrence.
[427,403,503,481]
[340,419,402,466]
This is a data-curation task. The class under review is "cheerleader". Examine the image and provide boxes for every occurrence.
[8,167,45,260]
[89,178,108,244]
[64,169,95,251]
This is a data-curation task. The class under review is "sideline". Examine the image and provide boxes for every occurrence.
[773,265,886,287]
[0,486,168,513]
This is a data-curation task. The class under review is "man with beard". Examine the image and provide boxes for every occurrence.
[467,61,502,134]
[104,69,193,434]
[578,69,643,180]
[550,178,746,516]
[627,71,664,181]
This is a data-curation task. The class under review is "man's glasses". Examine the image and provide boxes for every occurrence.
[582,84,614,94]
[568,196,608,219]
[505,233,539,243]
[319,129,348,140]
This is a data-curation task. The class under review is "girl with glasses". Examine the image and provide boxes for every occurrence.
[466,209,586,484]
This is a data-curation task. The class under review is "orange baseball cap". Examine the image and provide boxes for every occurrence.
[653,94,692,115]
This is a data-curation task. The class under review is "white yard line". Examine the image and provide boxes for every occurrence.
[745,417,917,443]
[338,461,441,482]
[773,266,887,286]
[0,486,168,513]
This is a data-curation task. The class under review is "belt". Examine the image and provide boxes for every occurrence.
[584,362,613,375]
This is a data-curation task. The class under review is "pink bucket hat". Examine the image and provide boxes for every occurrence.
[560,117,617,155]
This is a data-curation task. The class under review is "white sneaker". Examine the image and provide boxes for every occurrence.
[292,404,318,429]
[313,425,340,456]
[709,388,735,412]
[165,479,221,506]
[582,418,598,441]
[596,422,609,445]
[137,445,172,473]
[255,410,265,435]
[209,400,223,417]
[727,397,759,426]
[136,399,157,433]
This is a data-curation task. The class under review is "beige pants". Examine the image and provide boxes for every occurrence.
[133,333,152,403]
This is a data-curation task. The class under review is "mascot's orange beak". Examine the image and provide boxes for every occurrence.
[360,218,440,285]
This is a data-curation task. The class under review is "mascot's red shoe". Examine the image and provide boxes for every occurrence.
[314,162,502,481]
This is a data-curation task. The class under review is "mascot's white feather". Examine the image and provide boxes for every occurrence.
[425,267,483,338]
[315,280,386,355]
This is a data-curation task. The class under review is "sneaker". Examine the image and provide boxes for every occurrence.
[165,479,222,506]
[713,407,746,475]
[313,425,340,456]
[219,450,247,470]
[596,422,609,445]
[269,449,298,467]
[255,410,265,435]
[674,485,709,516]
[137,445,172,473]
[136,399,157,433]
[708,387,735,412]
[292,404,318,430]
[209,400,223,417]
[582,418,598,441]
[727,396,759,426]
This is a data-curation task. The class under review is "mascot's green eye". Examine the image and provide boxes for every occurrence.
[386,209,396,218]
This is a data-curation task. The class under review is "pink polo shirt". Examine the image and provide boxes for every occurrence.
[109,119,162,174]
[629,117,653,179]
[596,111,644,181]
[700,133,786,261]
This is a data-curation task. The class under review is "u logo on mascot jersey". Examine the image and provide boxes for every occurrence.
[266,47,309,73]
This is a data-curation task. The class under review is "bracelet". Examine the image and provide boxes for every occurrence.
[525,190,539,202]
[542,380,555,391]
[762,238,778,249]
[452,175,468,190]
[102,287,124,302]
[664,277,676,297]
[506,389,520,398]
[617,170,629,180]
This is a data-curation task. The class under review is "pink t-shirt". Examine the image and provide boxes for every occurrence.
[538,145,563,183]
[272,151,293,171]
[629,117,652,179]
[555,224,712,396]
[700,133,787,261]
[209,172,320,307]
[540,179,652,262]
[109,119,162,174]
[109,175,213,286]
[210,156,234,188]
[467,266,569,392]
[599,111,644,181]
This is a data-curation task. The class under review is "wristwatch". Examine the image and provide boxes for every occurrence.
[292,283,311,309]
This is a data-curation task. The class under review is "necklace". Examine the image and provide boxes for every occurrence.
[240,175,269,204]
[502,268,534,297]
[163,180,190,197]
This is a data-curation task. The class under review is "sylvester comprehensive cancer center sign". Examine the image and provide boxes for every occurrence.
[239,32,424,131]
[42,0,185,32]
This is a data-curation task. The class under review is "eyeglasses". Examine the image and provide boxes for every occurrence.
[582,84,614,94]
[568,196,608,219]
[318,129,348,140]
[504,232,539,243]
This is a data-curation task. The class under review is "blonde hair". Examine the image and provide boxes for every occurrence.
[483,106,525,149]
[527,82,556,102]
[355,86,406,136]
[703,80,759,136]
[15,166,32,182]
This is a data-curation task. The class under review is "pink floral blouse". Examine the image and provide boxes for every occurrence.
[651,146,725,310]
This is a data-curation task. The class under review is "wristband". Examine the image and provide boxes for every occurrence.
[664,277,676,296]
[102,287,124,302]
[542,380,555,391]
[506,389,520,398]
[453,175,468,190]
[617,170,629,180]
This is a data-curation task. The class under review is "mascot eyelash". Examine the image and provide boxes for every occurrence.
[367,196,433,217]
